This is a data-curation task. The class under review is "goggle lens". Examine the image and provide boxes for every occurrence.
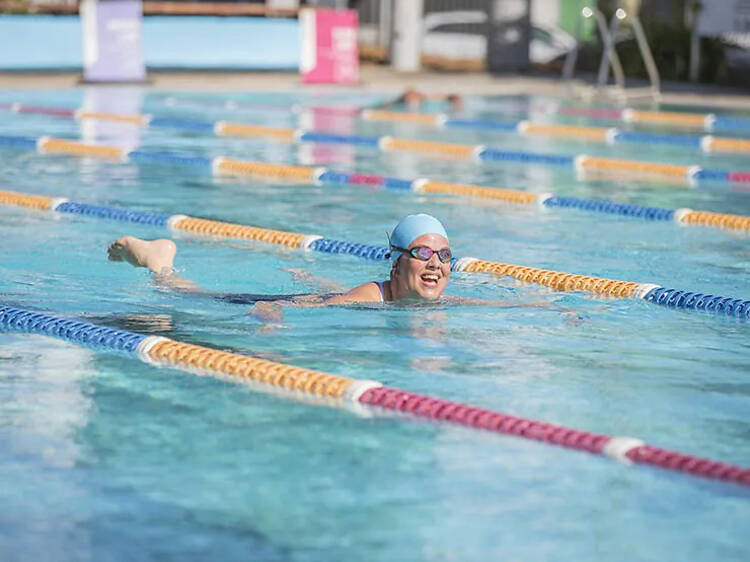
[410,246,452,263]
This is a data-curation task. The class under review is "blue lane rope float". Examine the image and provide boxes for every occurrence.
[146,116,216,133]
[297,131,381,148]
[610,131,702,149]
[163,97,750,154]
[159,97,750,153]
[2,303,748,487]
[1,135,750,233]
[127,150,213,167]
[0,134,39,149]
[1,188,748,320]
[712,115,750,133]
[477,148,575,166]
[160,94,750,136]
[7,101,750,155]
[55,201,171,226]
[0,306,145,352]
[541,196,676,221]
[307,238,390,260]
[3,102,750,183]
[642,288,750,316]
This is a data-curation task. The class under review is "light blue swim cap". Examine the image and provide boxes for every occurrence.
[388,214,448,262]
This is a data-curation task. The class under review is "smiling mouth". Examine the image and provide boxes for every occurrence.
[421,273,440,287]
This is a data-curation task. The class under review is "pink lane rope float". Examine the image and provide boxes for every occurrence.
[358,386,750,485]
[3,304,748,487]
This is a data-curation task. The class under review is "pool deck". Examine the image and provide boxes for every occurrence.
[1,63,750,110]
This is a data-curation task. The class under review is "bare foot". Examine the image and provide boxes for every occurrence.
[107,236,177,274]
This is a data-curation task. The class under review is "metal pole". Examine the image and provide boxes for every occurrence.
[689,25,700,82]
[687,0,702,82]
[561,8,582,81]
[631,17,661,95]
[595,9,626,90]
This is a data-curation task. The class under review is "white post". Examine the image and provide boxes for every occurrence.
[391,0,423,72]
[378,0,392,49]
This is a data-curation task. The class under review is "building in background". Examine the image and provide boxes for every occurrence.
[1,0,748,87]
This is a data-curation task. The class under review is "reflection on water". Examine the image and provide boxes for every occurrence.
[1,87,749,561]
[0,336,93,468]
[88,313,175,334]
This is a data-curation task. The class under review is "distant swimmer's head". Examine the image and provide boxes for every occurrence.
[387,214,451,300]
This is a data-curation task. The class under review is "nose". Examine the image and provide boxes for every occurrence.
[425,253,441,268]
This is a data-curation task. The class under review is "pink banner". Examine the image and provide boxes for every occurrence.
[300,9,359,84]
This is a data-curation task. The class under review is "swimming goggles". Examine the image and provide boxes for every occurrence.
[389,245,452,263]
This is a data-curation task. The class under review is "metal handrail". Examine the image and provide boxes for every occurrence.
[631,16,661,98]
[596,8,627,90]
[569,6,660,102]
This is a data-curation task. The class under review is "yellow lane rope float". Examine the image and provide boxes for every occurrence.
[2,136,749,232]
[2,304,749,487]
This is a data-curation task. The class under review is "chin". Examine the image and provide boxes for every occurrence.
[416,284,445,299]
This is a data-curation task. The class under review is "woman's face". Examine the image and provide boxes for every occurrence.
[391,233,451,300]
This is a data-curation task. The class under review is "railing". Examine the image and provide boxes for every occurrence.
[567,6,661,102]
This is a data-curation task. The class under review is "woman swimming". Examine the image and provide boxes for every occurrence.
[108,214,452,304]
[107,213,570,323]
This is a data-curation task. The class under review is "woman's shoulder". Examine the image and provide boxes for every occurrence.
[323,281,385,304]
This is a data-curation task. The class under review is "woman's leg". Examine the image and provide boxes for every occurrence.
[107,235,199,292]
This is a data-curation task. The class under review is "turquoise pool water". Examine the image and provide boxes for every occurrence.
[0,89,749,561]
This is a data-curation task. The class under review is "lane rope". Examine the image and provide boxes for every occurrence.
[1,187,748,319]
[3,103,750,183]
[2,303,748,487]
[2,134,749,233]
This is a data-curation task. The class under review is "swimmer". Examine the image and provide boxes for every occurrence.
[108,214,573,323]
[108,214,451,304]
[371,88,463,112]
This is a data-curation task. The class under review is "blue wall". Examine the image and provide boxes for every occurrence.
[0,15,300,70]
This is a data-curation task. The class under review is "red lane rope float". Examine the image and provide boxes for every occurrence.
[2,303,748,488]
[359,386,750,486]
[348,173,386,185]
[730,171,750,183]
[15,104,76,117]
[559,107,624,119]
[360,386,611,454]
[626,445,750,484]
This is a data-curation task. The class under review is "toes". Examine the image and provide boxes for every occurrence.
[107,241,126,261]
